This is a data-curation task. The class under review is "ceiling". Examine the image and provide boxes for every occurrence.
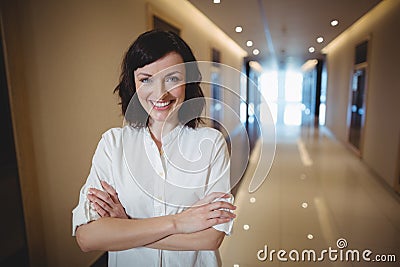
[188,0,382,70]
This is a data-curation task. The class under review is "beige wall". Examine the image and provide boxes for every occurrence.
[323,0,400,189]
[0,0,246,266]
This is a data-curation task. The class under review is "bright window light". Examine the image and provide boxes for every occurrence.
[319,103,326,125]
[240,102,247,123]
[284,103,302,126]
[260,71,278,124]
[285,71,303,102]
[260,71,278,102]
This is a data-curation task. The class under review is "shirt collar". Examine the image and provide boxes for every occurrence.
[144,123,184,146]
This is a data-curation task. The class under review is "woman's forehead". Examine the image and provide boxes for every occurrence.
[135,52,185,76]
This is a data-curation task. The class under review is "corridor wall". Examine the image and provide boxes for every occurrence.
[323,0,400,190]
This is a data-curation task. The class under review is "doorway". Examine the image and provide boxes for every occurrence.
[245,61,261,151]
[348,40,369,154]
[348,67,367,151]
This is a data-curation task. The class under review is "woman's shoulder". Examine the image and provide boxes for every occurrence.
[183,125,224,140]
[100,126,144,146]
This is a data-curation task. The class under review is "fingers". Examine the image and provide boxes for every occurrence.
[89,188,113,204]
[88,193,112,214]
[91,201,110,217]
[100,181,121,204]
[208,209,236,220]
[207,201,236,211]
[88,184,129,219]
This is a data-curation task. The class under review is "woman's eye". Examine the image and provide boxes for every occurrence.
[140,78,151,83]
[166,76,181,82]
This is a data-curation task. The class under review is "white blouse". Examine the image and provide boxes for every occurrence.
[72,124,233,267]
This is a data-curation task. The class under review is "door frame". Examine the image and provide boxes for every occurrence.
[346,38,371,157]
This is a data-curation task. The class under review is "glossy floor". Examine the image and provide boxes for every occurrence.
[220,123,400,267]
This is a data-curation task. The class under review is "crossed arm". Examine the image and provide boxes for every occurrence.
[75,181,236,252]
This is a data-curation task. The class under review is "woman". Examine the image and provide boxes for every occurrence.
[72,30,235,267]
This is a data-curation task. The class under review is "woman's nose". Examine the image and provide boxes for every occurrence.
[153,79,168,99]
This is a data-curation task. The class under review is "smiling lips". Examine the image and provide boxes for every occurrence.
[150,100,174,110]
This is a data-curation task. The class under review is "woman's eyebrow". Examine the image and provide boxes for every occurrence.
[136,70,183,77]
[136,72,152,77]
[165,70,183,77]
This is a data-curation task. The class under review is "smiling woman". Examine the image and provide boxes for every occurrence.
[116,30,205,131]
[134,52,186,129]
[71,30,235,267]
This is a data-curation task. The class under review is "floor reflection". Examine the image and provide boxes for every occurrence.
[220,120,400,266]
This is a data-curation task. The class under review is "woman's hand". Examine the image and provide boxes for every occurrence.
[173,192,236,234]
[88,181,129,219]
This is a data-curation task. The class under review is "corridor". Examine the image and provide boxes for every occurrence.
[1,0,400,266]
[220,121,400,266]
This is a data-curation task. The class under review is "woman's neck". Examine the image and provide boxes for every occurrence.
[148,119,179,149]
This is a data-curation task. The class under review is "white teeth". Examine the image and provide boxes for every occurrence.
[152,101,171,108]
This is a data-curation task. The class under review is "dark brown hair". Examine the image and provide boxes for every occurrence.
[114,30,205,128]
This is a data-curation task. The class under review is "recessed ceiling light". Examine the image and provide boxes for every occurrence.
[317,37,324,43]
[308,46,315,53]
[235,26,243,33]
[253,49,260,55]
[246,40,253,47]
[213,0,221,3]
[331,19,339,27]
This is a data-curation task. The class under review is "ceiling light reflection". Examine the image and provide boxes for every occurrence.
[331,19,339,26]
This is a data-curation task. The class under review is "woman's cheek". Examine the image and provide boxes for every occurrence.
[171,85,186,98]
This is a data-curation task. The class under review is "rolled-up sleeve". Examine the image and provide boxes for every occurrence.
[72,132,114,236]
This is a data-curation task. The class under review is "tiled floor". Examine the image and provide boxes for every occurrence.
[220,123,400,267]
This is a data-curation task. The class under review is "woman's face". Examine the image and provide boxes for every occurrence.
[134,52,186,124]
